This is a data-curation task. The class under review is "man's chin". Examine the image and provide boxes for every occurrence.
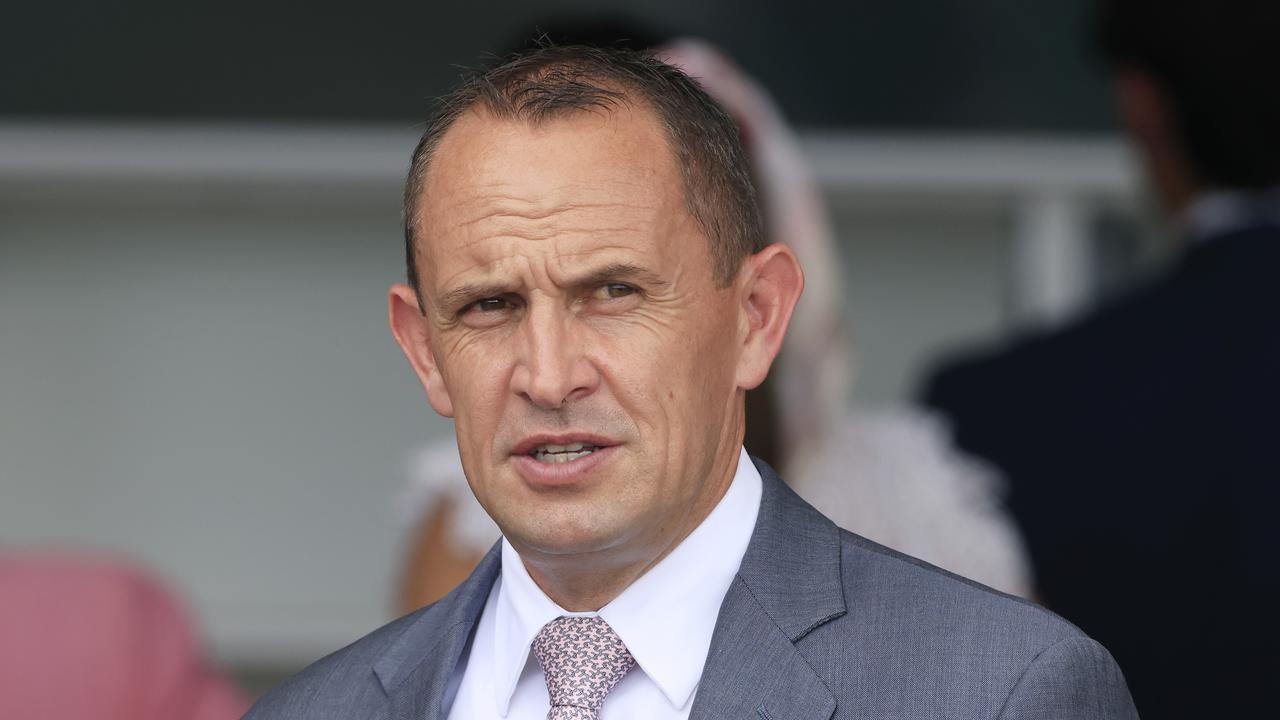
[498,511,634,559]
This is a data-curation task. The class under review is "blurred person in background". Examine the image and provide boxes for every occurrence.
[923,0,1280,715]
[0,551,249,720]
[396,30,1032,614]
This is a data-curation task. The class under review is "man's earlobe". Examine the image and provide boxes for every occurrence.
[735,244,804,391]
[388,284,455,418]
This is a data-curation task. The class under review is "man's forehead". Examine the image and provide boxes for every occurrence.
[419,104,676,210]
[411,104,692,278]
[420,197,682,296]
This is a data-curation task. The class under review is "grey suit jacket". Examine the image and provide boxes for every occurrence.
[247,460,1137,719]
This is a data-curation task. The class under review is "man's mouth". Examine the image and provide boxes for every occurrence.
[529,442,602,464]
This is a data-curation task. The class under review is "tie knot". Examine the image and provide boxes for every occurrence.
[532,616,636,719]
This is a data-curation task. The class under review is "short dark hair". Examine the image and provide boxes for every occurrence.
[402,44,765,305]
[1097,0,1280,188]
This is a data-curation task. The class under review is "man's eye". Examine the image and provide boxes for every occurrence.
[598,283,637,300]
[470,297,510,313]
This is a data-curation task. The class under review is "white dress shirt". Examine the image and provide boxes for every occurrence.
[445,447,762,719]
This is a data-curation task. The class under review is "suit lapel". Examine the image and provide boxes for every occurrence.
[688,579,837,720]
[373,460,842,719]
[376,543,502,720]
[689,459,845,720]
[384,620,474,720]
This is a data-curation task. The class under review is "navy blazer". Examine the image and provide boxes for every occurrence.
[925,226,1280,717]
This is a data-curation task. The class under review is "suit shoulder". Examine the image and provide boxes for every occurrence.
[248,547,500,719]
[998,634,1137,719]
[837,529,1082,645]
[244,608,430,719]
[786,530,1135,717]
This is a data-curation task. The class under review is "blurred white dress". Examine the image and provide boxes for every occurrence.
[397,40,1032,599]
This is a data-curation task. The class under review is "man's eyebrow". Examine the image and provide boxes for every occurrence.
[568,263,669,291]
[434,263,667,314]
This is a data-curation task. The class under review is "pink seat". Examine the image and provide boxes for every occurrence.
[0,551,249,720]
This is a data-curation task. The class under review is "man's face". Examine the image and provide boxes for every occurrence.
[404,104,750,564]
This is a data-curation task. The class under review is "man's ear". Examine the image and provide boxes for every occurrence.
[388,283,455,418]
[735,243,804,391]
[1114,66,1198,212]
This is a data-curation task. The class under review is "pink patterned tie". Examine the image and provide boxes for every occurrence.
[532,616,636,720]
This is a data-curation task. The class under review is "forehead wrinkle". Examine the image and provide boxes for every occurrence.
[431,249,532,294]
[438,199,665,257]
[542,243,655,279]
[423,198,654,265]
[424,191,698,285]
[451,195,661,230]
[424,195,696,299]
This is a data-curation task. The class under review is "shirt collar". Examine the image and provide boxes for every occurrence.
[1182,187,1280,243]
[491,447,763,715]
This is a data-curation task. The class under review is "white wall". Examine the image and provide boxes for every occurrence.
[832,194,1012,405]
[1,201,453,666]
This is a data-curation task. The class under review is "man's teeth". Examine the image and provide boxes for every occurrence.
[531,442,601,463]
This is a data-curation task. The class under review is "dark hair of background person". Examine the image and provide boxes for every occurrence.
[401,43,766,311]
[1096,0,1280,189]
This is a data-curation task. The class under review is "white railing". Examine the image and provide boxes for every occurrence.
[0,122,1142,326]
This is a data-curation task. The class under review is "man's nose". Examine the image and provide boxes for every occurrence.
[510,303,599,410]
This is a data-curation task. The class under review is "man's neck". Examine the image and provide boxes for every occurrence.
[522,553,662,612]
[510,449,742,611]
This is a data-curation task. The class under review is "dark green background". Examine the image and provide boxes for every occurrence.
[4,0,1115,131]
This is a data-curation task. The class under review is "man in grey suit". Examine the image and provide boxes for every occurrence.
[247,45,1136,719]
